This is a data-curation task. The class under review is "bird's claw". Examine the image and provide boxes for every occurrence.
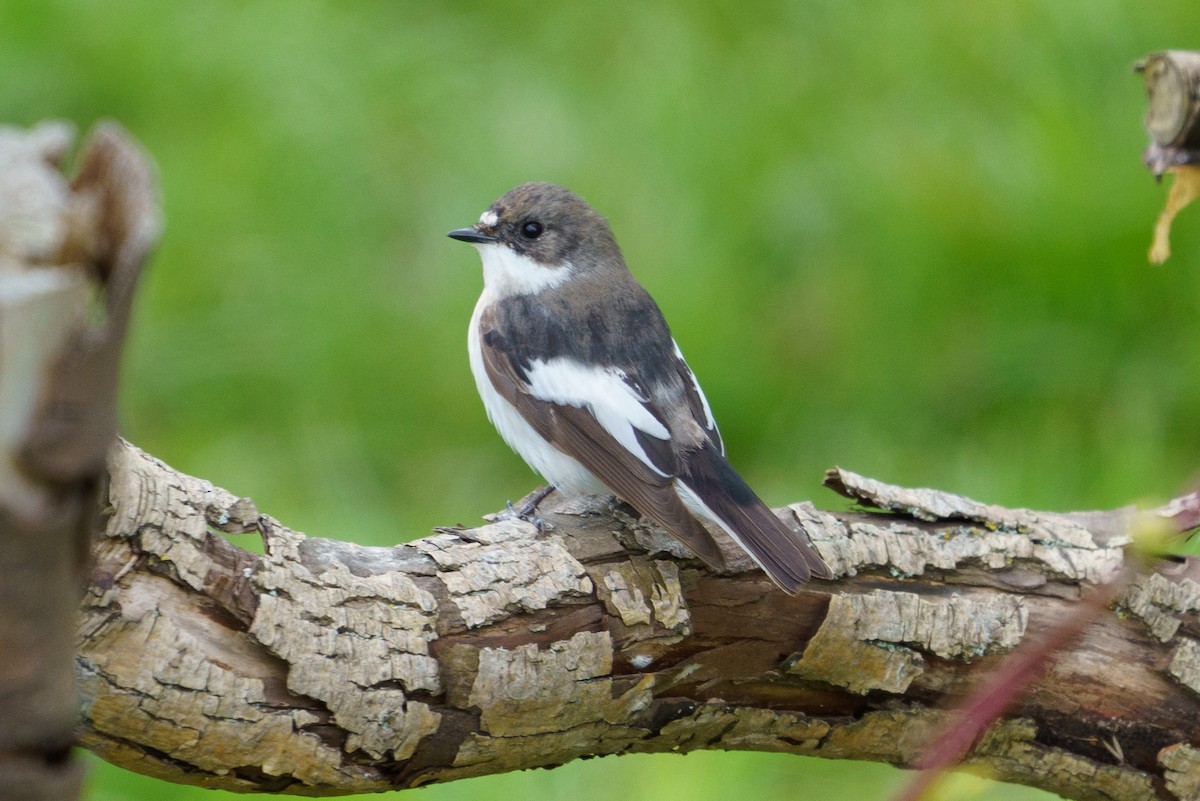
[496,497,553,532]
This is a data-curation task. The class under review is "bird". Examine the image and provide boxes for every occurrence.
[448,182,831,593]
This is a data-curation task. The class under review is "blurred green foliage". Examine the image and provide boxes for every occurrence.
[3,1,1197,799]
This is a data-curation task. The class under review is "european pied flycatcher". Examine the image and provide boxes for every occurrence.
[449,183,830,593]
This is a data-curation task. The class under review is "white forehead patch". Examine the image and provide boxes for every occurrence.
[479,209,498,227]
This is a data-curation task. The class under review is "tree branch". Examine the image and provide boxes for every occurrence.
[79,441,1200,800]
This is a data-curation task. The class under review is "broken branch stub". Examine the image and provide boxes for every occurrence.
[0,120,159,801]
[1135,50,1200,263]
[1137,51,1200,159]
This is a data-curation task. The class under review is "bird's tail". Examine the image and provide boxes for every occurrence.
[674,443,832,594]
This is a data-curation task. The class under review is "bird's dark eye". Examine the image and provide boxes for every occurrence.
[520,220,544,239]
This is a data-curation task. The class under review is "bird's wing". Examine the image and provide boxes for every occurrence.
[478,327,729,570]
[670,339,723,456]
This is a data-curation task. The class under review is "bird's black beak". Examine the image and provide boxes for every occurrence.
[447,227,499,244]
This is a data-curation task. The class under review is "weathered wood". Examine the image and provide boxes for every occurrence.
[1135,51,1200,263]
[77,442,1200,800]
[1137,51,1200,157]
[0,121,158,800]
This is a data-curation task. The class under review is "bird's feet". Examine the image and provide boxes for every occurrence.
[495,485,556,531]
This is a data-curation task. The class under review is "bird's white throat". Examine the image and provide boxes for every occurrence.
[473,243,572,299]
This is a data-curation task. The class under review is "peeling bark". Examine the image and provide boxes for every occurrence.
[77,442,1200,800]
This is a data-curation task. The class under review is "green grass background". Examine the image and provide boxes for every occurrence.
[3,2,1198,799]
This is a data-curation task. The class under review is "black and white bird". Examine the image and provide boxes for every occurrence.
[448,183,831,593]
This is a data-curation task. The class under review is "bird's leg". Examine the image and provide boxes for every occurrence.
[516,484,556,517]
[496,485,557,531]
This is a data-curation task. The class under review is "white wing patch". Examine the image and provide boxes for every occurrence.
[525,357,671,477]
[672,339,722,453]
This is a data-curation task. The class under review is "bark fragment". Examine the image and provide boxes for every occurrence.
[1167,638,1200,697]
[1160,744,1200,801]
[249,526,443,760]
[824,467,1118,549]
[787,590,1025,694]
[1120,572,1200,642]
[413,523,592,628]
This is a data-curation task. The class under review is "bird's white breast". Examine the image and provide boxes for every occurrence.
[468,241,602,493]
[468,293,607,496]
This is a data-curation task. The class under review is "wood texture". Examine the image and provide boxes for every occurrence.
[77,442,1200,800]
